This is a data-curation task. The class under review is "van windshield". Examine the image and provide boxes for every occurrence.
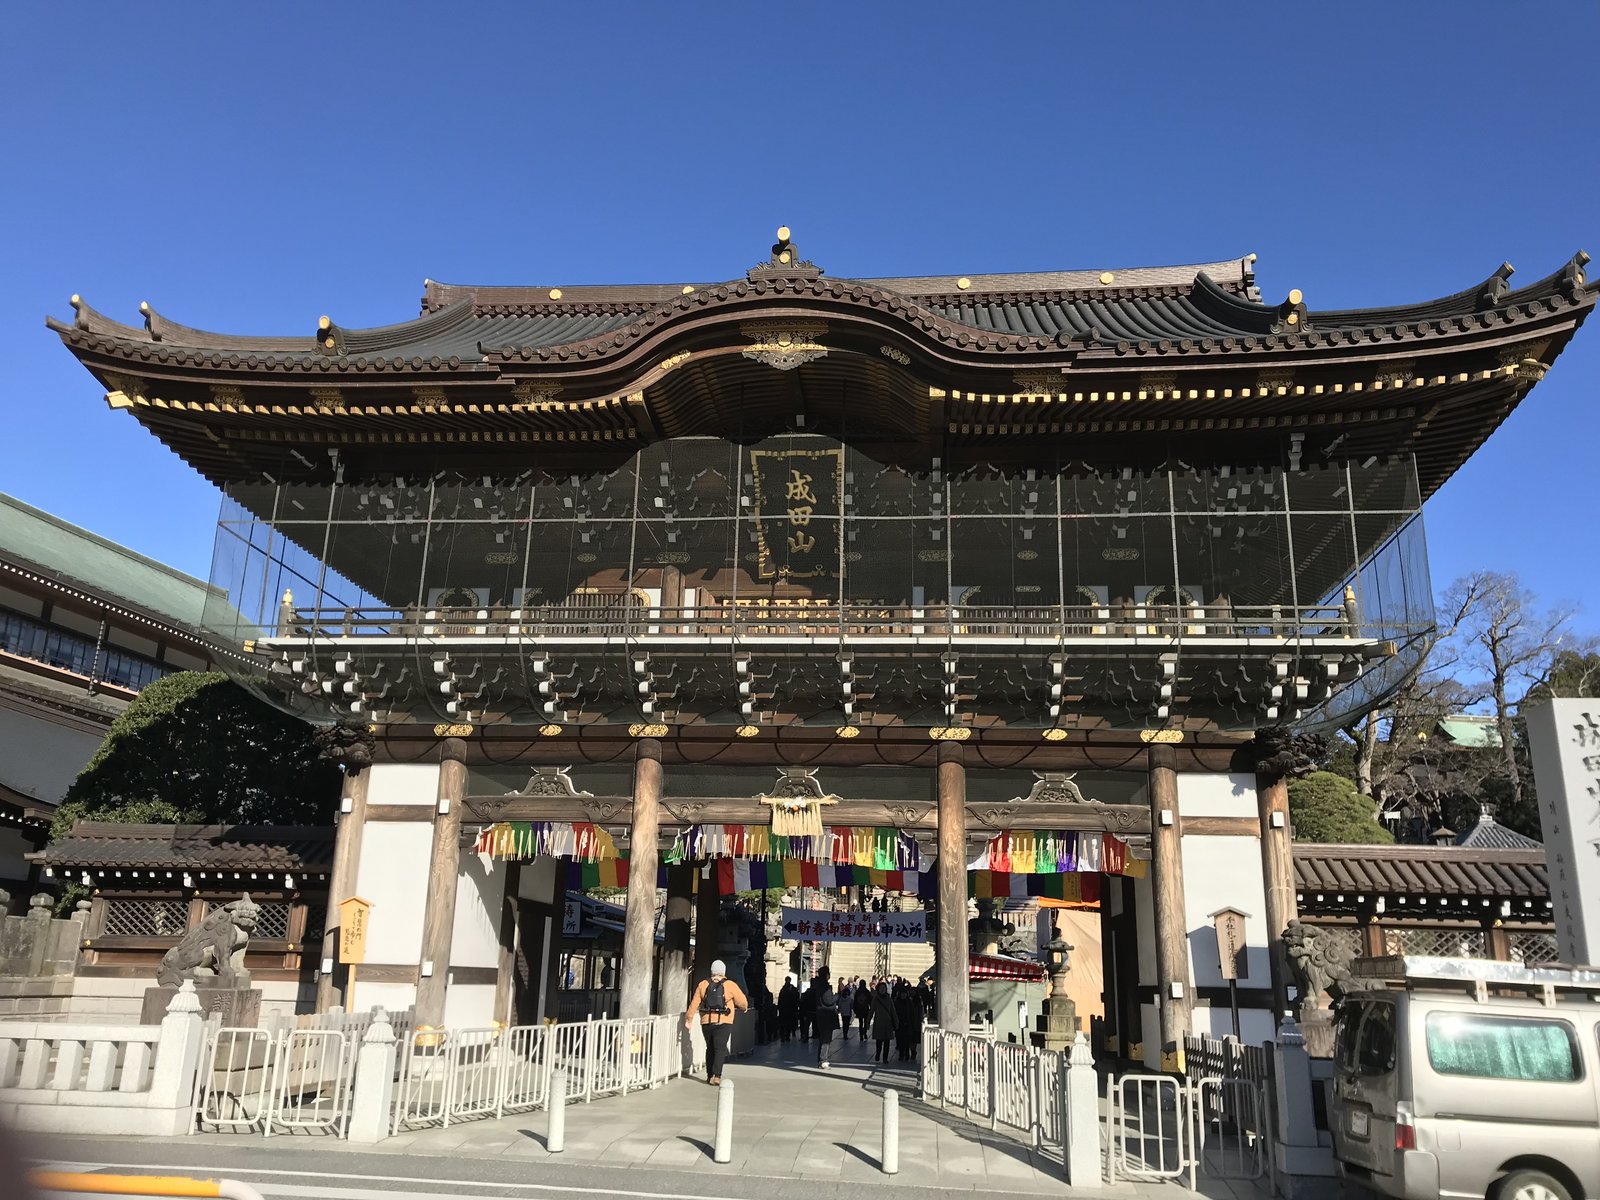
[1425,1013,1581,1082]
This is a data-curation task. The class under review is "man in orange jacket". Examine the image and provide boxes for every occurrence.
[684,959,749,1086]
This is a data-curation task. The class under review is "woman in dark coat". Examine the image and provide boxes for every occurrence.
[813,975,841,1068]
[869,981,898,1063]
[893,981,922,1061]
[852,976,873,1040]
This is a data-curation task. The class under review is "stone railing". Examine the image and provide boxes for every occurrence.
[0,979,205,1135]
[0,891,87,978]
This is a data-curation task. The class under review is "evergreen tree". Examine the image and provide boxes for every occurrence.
[1287,771,1394,845]
[51,671,338,839]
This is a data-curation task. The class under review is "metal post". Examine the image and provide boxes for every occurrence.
[713,1078,735,1164]
[881,1087,900,1174]
[546,1068,566,1153]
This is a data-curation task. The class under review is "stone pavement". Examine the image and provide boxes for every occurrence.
[168,1031,1275,1198]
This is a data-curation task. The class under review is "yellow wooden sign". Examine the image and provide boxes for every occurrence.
[338,896,373,966]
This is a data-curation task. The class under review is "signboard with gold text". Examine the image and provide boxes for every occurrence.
[750,448,844,580]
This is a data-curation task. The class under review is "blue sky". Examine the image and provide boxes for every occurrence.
[2,3,1595,638]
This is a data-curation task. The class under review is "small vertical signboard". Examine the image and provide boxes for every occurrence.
[338,895,372,1012]
[1210,906,1250,1039]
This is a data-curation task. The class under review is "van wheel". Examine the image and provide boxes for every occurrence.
[1496,1170,1571,1200]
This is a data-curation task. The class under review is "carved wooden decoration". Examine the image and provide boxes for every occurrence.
[757,767,838,837]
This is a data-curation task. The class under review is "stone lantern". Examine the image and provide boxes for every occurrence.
[1031,914,1077,1052]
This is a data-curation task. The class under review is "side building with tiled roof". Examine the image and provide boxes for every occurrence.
[0,493,224,896]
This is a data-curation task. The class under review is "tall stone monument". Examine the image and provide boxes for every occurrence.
[1526,699,1600,967]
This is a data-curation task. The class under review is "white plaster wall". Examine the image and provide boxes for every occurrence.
[519,856,558,903]
[1191,1002,1276,1045]
[1180,833,1270,990]
[0,826,36,884]
[450,852,503,970]
[0,707,105,805]
[0,585,43,616]
[355,981,417,1019]
[105,625,159,658]
[163,647,208,672]
[366,762,441,806]
[355,822,433,966]
[443,982,496,1027]
[1177,772,1258,817]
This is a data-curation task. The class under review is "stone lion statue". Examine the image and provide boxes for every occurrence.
[1283,918,1355,1012]
[157,894,261,988]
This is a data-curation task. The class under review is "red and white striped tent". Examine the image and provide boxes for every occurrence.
[968,953,1047,982]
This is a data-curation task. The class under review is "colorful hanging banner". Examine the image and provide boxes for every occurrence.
[679,824,922,870]
[474,822,619,863]
[779,907,927,943]
[971,871,1102,903]
[978,830,1133,875]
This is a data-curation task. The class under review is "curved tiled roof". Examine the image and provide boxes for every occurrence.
[36,821,333,872]
[1293,842,1547,898]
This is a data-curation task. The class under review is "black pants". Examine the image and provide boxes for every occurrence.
[875,1036,892,1062]
[704,1023,732,1078]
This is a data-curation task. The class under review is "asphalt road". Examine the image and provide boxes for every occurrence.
[26,1135,1067,1200]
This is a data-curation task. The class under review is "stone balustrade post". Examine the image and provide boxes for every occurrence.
[1270,1015,1336,1191]
[148,981,205,1135]
[347,1007,398,1143]
[1063,1032,1102,1187]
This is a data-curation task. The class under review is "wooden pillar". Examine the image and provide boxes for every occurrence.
[1148,744,1191,1071]
[660,565,684,633]
[1255,769,1297,1020]
[1362,919,1388,959]
[1485,921,1511,961]
[620,738,663,1019]
[693,862,721,983]
[660,863,694,1014]
[493,860,522,1026]
[415,739,468,1027]
[317,765,369,1012]
[936,741,969,1034]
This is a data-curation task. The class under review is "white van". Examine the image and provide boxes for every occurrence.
[1331,957,1600,1200]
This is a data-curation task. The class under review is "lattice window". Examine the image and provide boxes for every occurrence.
[102,898,190,938]
[1509,931,1560,966]
[302,903,326,946]
[204,899,291,941]
[1384,928,1487,958]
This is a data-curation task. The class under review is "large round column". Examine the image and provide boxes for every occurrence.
[415,738,468,1027]
[620,738,663,1019]
[1255,767,1297,1019]
[317,764,369,1012]
[659,863,694,1015]
[935,741,969,1034]
[1147,744,1192,1070]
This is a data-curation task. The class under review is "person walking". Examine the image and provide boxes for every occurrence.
[684,960,748,1086]
[813,973,841,1069]
[852,974,872,1040]
[870,980,897,1064]
[838,979,855,1040]
[777,975,799,1043]
[798,974,818,1041]
[893,981,922,1061]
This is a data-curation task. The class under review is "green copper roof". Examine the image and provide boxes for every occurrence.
[1437,715,1502,749]
[0,492,219,631]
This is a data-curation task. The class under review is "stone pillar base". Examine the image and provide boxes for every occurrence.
[141,985,260,1027]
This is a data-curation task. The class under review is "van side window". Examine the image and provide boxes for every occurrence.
[1354,1000,1397,1076]
[1425,1013,1581,1082]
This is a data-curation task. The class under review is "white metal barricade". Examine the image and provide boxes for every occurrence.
[497,1024,551,1116]
[391,1027,450,1134]
[196,1027,276,1134]
[446,1027,503,1122]
[269,1028,350,1136]
[963,1037,993,1120]
[992,1042,1032,1133]
[1112,1073,1191,1186]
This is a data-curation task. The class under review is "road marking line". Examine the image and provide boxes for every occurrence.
[36,1163,755,1200]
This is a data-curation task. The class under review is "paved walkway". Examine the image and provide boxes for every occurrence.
[151,1033,1273,1198]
